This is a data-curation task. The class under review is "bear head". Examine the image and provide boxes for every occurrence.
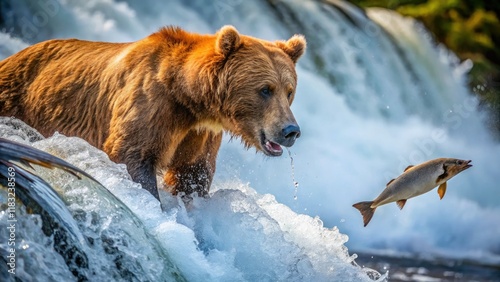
[215,25,306,157]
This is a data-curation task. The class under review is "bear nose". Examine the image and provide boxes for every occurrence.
[282,124,301,142]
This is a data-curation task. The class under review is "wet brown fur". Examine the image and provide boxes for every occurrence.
[0,26,306,199]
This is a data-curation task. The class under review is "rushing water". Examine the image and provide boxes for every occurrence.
[1,0,499,281]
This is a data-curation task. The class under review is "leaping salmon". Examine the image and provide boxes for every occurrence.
[353,158,472,227]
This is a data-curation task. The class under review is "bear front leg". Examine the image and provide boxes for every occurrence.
[164,130,222,197]
[128,158,159,200]
[104,133,161,200]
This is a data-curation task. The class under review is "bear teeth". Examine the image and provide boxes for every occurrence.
[265,140,283,156]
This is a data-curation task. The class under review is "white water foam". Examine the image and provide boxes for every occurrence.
[0,120,384,281]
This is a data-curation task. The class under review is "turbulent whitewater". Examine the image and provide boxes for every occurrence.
[0,118,382,281]
[1,0,499,280]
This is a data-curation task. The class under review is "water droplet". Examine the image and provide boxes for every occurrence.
[287,148,299,200]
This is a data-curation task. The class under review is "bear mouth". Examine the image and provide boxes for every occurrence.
[260,132,283,157]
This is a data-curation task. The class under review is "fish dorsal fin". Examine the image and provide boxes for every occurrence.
[396,199,407,210]
[404,165,414,172]
[386,179,395,186]
[438,182,447,199]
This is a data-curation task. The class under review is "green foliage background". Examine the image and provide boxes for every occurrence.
[350,0,500,134]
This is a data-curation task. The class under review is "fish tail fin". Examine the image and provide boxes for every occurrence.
[352,201,376,227]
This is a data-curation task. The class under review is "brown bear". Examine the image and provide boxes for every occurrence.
[0,25,306,200]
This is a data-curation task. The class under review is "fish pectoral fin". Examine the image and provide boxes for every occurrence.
[404,165,414,172]
[386,179,395,186]
[438,182,447,199]
[396,199,407,210]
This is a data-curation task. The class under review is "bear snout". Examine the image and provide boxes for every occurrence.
[280,124,301,147]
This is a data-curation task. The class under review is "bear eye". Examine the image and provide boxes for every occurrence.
[287,91,293,100]
[260,86,272,98]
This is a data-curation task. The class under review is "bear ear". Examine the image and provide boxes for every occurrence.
[216,25,241,57]
[276,34,307,64]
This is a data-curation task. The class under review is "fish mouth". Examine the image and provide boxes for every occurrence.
[459,160,473,172]
[260,131,283,157]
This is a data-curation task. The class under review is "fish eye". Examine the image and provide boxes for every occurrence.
[260,86,272,98]
[456,160,463,165]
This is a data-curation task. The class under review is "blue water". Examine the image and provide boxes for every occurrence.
[1,0,499,280]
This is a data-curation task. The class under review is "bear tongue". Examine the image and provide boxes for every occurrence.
[265,140,283,155]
